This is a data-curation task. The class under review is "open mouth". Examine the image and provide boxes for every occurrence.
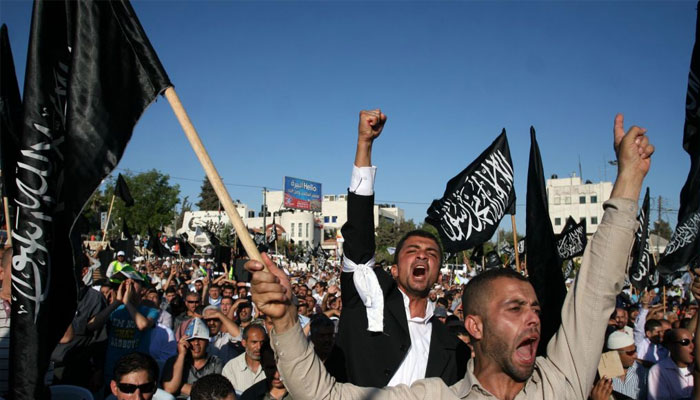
[412,264,427,278]
[515,335,538,365]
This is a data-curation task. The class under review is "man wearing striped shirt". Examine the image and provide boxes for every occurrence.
[606,331,648,399]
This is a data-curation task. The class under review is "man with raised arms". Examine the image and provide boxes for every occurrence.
[247,112,654,399]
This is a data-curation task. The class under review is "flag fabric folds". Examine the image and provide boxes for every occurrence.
[629,188,656,290]
[116,173,135,207]
[426,130,516,252]
[658,2,700,273]
[0,24,22,206]
[556,219,587,260]
[268,215,278,244]
[10,1,171,398]
[525,126,566,356]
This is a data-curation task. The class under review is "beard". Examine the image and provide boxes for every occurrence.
[481,322,536,383]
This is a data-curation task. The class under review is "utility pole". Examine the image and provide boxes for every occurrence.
[656,195,662,254]
[262,187,267,242]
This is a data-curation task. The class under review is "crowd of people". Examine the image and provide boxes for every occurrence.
[0,110,696,400]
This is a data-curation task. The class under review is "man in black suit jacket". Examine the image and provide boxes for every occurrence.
[331,109,468,388]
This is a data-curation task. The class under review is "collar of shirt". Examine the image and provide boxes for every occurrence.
[398,287,435,324]
[660,357,693,376]
[239,355,261,374]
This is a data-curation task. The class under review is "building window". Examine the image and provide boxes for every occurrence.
[291,223,295,238]
[564,196,571,204]
[305,223,309,238]
[332,216,338,223]
[554,218,561,226]
[591,216,598,225]
[579,196,586,204]
[553,196,561,205]
[298,223,303,238]
[324,216,329,223]
[591,195,598,204]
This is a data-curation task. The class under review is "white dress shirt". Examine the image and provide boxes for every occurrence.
[387,289,434,387]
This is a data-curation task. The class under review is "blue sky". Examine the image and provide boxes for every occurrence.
[0,0,696,233]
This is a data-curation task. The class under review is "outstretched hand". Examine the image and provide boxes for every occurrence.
[246,253,297,333]
[610,114,655,200]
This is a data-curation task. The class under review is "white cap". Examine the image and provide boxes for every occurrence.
[117,251,126,256]
[199,258,206,264]
[184,318,210,340]
[607,331,634,350]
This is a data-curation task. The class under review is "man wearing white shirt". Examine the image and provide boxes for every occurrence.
[331,109,467,388]
[634,298,670,365]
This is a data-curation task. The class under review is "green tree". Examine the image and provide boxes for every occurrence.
[197,177,219,210]
[175,196,192,231]
[375,219,417,264]
[91,170,180,238]
[651,219,672,240]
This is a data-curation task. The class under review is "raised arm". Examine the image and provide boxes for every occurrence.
[546,114,654,398]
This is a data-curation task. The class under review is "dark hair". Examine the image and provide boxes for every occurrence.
[645,319,663,333]
[462,268,529,316]
[242,323,267,341]
[238,302,252,311]
[222,284,234,292]
[190,374,235,400]
[113,352,159,383]
[165,287,177,295]
[393,230,443,266]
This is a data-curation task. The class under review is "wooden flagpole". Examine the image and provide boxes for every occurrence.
[511,215,521,272]
[164,87,263,265]
[100,194,116,244]
[3,196,11,246]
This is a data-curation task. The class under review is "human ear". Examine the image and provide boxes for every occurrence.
[390,265,398,279]
[465,315,483,340]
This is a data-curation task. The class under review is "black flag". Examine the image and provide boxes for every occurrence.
[122,218,133,241]
[525,127,566,356]
[658,3,700,273]
[147,228,165,258]
[116,173,135,207]
[10,1,171,398]
[629,188,655,290]
[426,130,516,252]
[556,219,587,260]
[484,250,502,269]
[0,24,21,206]
[179,233,195,259]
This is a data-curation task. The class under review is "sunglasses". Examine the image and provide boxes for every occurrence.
[117,381,156,394]
[618,347,637,356]
[674,339,692,346]
[186,300,200,304]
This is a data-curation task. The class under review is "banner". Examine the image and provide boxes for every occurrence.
[658,1,700,273]
[556,219,587,260]
[10,1,170,397]
[525,126,566,356]
[283,176,322,212]
[629,188,655,290]
[115,173,134,207]
[425,130,516,252]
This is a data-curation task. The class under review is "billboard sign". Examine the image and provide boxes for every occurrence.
[284,176,322,212]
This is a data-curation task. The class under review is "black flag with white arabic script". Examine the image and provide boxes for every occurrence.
[556,219,587,260]
[116,173,135,207]
[10,1,171,398]
[426,130,516,252]
[658,2,700,273]
[629,188,655,290]
[526,126,566,357]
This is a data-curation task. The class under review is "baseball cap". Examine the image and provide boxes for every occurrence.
[117,251,126,256]
[184,318,210,340]
[607,331,634,350]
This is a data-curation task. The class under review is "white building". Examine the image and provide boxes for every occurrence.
[547,174,613,235]
[177,189,404,250]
